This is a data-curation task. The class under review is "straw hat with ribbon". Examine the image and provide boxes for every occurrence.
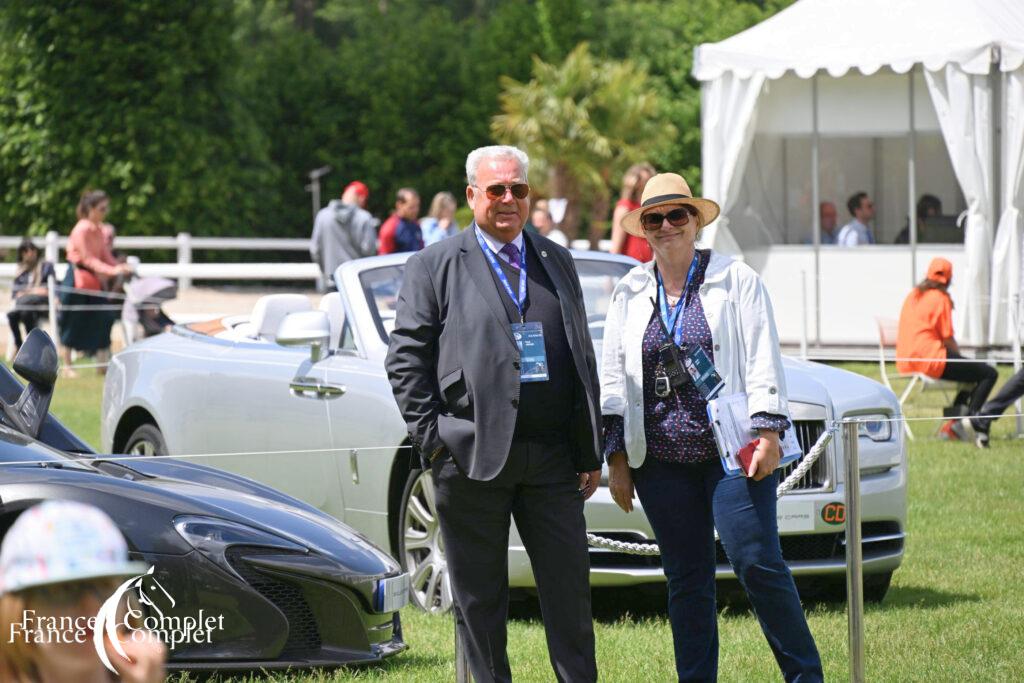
[621,173,721,237]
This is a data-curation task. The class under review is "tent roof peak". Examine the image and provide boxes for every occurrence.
[693,0,1024,81]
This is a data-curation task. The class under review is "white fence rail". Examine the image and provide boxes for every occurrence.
[1,232,607,289]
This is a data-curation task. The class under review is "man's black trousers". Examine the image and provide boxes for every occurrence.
[431,438,597,683]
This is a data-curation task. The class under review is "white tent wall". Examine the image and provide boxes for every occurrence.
[746,244,967,347]
[989,69,1024,348]
[696,71,764,255]
[694,0,1024,350]
[923,64,995,347]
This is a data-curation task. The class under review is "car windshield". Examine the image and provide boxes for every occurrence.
[359,257,633,345]
[0,424,94,470]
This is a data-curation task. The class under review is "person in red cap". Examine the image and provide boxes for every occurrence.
[896,257,997,439]
[310,180,379,290]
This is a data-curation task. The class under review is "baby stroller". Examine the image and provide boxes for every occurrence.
[121,276,177,346]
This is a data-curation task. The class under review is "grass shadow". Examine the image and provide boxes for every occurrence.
[879,584,982,611]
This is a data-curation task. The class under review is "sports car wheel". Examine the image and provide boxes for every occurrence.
[398,468,453,614]
[125,424,167,457]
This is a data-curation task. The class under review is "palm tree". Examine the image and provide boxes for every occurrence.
[492,43,674,242]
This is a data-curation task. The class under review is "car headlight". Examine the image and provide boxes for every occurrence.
[857,414,893,442]
[173,516,306,573]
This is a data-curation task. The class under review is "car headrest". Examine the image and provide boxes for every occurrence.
[251,294,312,342]
[318,293,345,349]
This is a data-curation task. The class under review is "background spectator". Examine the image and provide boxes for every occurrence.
[610,162,656,262]
[837,192,875,246]
[964,366,1024,448]
[530,199,568,247]
[7,238,54,353]
[895,194,942,244]
[420,191,459,246]
[310,180,379,290]
[807,201,838,244]
[59,190,132,377]
[378,188,422,254]
[0,500,166,683]
[895,257,997,439]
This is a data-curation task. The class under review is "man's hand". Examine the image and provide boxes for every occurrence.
[747,430,781,481]
[577,469,601,500]
[607,451,634,512]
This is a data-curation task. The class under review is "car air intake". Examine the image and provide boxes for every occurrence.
[226,547,322,656]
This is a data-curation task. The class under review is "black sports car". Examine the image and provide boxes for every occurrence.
[0,330,408,671]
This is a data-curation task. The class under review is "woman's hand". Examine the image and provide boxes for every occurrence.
[748,430,781,481]
[607,451,634,512]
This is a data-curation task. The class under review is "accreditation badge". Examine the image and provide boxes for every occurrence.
[512,322,549,382]
[683,343,724,400]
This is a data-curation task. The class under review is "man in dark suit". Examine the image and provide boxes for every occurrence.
[385,145,602,682]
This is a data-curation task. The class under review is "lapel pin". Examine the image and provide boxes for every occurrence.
[541,250,548,257]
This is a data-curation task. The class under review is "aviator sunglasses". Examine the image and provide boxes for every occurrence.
[475,183,531,200]
[641,206,696,231]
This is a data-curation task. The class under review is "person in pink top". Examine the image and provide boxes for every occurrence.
[58,190,133,376]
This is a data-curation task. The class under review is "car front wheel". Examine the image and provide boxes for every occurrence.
[398,468,452,614]
[125,424,167,457]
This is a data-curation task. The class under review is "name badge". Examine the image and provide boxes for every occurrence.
[512,322,549,383]
[683,343,724,400]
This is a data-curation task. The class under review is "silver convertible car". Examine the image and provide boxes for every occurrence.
[102,251,907,611]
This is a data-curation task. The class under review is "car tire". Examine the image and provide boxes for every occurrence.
[397,467,452,614]
[863,570,893,603]
[125,424,167,457]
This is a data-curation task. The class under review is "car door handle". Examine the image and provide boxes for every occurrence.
[316,382,346,398]
[290,378,346,399]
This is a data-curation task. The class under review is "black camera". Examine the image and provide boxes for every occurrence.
[656,341,689,394]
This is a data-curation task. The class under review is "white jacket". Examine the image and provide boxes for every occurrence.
[600,251,788,468]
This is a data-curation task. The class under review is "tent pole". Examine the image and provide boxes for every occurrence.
[989,54,1002,358]
[812,74,821,346]
[908,69,918,287]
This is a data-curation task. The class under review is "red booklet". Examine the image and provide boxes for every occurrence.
[737,438,760,476]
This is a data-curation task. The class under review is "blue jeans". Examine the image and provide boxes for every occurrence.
[633,456,823,683]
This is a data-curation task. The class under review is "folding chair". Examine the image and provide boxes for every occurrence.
[875,317,960,440]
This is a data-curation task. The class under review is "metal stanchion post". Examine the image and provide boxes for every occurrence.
[843,419,865,683]
[454,611,472,683]
[47,273,59,347]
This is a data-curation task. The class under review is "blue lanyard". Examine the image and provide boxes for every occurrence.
[656,255,699,347]
[476,229,527,322]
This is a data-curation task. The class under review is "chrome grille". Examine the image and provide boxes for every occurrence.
[780,419,830,492]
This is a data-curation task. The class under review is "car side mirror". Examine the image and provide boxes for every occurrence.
[1,328,58,438]
[276,311,331,362]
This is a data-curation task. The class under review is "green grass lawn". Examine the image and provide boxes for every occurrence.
[34,361,1024,681]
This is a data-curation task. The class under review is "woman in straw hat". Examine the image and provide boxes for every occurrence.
[600,173,822,681]
[0,500,166,683]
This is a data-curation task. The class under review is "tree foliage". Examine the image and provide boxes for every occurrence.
[0,0,792,239]
[0,0,273,237]
[493,43,674,238]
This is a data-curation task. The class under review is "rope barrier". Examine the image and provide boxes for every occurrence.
[0,406,1020,469]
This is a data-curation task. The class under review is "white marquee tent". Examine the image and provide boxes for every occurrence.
[693,0,1024,350]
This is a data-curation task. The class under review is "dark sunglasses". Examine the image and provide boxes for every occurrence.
[476,183,530,200]
[641,207,696,231]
